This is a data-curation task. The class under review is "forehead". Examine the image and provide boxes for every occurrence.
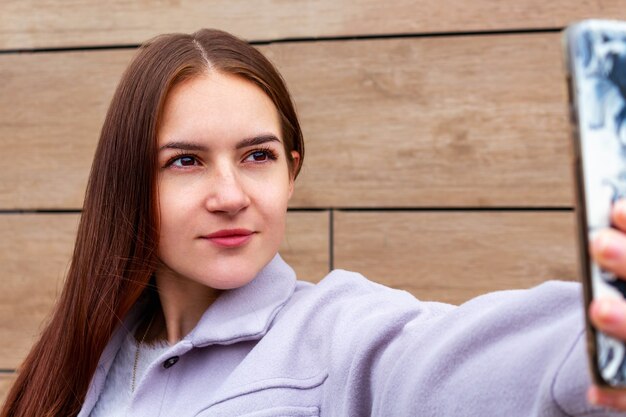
[158,72,282,145]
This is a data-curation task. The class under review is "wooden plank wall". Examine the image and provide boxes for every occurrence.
[2,0,625,403]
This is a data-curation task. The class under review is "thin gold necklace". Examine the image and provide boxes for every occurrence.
[131,314,155,393]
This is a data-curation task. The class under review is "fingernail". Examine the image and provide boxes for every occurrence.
[597,299,625,329]
[599,300,611,318]
[594,235,622,260]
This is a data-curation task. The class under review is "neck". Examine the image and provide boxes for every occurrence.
[151,264,222,344]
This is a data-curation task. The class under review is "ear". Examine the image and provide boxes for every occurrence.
[288,150,301,199]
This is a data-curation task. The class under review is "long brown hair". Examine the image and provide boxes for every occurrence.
[1,29,304,417]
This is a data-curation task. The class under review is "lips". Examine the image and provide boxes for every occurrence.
[202,229,254,248]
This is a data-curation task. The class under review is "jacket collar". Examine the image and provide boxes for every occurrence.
[99,253,296,368]
[187,253,296,347]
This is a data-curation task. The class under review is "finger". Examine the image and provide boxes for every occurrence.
[589,298,626,340]
[588,385,626,410]
[590,229,626,277]
[612,199,626,231]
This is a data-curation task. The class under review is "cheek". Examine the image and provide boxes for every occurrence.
[249,182,289,244]
[255,177,291,215]
[157,180,196,244]
[158,175,203,213]
[158,182,178,224]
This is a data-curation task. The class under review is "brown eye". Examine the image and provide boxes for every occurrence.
[250,151,268,161]
[171,155,198,167]
[244,149,277,163]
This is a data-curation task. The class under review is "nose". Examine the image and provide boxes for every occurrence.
[204,164,250,216]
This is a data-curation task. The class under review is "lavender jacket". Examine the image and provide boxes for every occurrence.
[77,254,626,416]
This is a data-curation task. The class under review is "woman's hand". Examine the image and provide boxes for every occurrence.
[587,199,626,409]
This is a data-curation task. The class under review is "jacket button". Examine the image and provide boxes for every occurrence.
[163,356,179,369]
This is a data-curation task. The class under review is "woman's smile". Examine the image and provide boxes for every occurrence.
[200,228,256,248]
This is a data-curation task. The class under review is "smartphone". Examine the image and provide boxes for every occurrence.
[564,19,626,388]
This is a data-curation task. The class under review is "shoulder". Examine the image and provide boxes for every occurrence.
[280,269,454,337]
[287,273,582,332]
[293,269,414,310]
[277,267,584,342]
[299,269,404,298]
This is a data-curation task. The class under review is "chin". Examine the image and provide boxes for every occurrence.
[198,263,263,290]
[206,276,256,290]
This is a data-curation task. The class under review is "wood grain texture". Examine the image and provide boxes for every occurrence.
[0,33,575,209]
[0,214,78,370]
[0,374,16,408]
[263,33,573,207]
[334,211,578,304]
[0,49,128,209]
[1,0,625,49]
[0,211,328,369]
[281,211,330,282]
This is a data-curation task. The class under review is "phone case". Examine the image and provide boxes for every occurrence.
[564,19,626,388]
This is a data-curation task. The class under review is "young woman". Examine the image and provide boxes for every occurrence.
[3,28,626,417]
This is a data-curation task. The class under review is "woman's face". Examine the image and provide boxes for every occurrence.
[155,71,298,290]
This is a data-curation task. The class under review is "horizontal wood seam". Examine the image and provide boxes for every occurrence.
[335,207,575,212]
[0,27,562,55]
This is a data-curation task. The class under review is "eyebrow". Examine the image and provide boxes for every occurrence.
[159,134,281,152]
[235,134,281,149]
